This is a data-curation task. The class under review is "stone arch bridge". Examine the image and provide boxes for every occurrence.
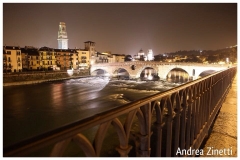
[91,61,229,79]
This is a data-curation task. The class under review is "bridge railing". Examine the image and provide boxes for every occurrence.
[92,61,233,67]
[3,67,237,157]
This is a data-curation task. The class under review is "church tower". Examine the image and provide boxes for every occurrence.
[84,41,96,57]
[57,22,68,49]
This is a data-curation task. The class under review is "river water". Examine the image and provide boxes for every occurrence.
[3,77,187,148]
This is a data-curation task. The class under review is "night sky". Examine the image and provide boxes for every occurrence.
[3,3,237,55]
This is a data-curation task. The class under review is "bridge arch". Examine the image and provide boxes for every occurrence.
[139,67,159,80]
[166,68,190,82]
[136,65,159,79]
[198,70,217,78]
[157,65,193,80]
[91,69,110,77]
[166,68,189,78]
[112,68,130,79]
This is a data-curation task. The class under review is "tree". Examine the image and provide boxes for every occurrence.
[124,55,132,61]
[206,55,219,63]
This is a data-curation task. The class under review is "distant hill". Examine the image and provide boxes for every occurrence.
[166,46,237,57]
[154,46,237,63]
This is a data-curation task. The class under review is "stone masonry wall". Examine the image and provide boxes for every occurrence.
[3,70,90,83]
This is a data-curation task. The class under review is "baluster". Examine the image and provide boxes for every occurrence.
[50,138,72,156]
[171,93,181,156]
[152,100,163,157]
[111,118,132,157]
[131,103,152,157]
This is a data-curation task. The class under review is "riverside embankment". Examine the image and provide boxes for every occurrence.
[3,70,90,86]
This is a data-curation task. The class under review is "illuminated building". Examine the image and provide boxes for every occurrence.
[21,46,41,71]
[84,41,95,57]
[133,49,146,61]
[57,22,68,49]
[3,46,22,72]
[147,49,154,61]
[108,54,125,63]
[55,49,74,70]
[76,49,90,69]
[39,47,57,70]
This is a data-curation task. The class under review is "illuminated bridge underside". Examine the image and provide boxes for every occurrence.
[91,62,229,79]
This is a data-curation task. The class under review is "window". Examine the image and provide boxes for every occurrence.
[7,51,11,55]
[8,57,11,62]
[82,52,86,54]
[17,51,21,55]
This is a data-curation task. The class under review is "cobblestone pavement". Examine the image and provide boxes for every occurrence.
[201,73,237,157]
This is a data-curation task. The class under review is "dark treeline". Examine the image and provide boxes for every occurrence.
[153,46,237,63]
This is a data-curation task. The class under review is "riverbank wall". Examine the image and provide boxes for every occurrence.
[3,70,90,86]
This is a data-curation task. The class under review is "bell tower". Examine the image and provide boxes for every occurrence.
[84,41,96,57]
[57,22,68,49]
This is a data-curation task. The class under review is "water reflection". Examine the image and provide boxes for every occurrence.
[166,69,189,83]
[51,83,64,109]
[140,68,159,81]
[3,76,183,147]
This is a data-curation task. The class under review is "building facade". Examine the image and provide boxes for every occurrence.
[111,54,125,63]
[76,49,90,69]
[71,51,79,70]
[146,49,154,61]
[82,41,96,66]
[39,47,57,70]
[3,46,22,72]
[133,49,146,61]
[21,46,41,71]
[3,40,128,72]
[84,41,95,57]
[21,48,29,71]
[55,49,74,70]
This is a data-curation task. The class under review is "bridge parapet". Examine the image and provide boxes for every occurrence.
[91,62,230,79]
[93,61,230,67]
[4,67,237,157]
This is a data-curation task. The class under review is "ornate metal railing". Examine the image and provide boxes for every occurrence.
[3,67,237,157]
